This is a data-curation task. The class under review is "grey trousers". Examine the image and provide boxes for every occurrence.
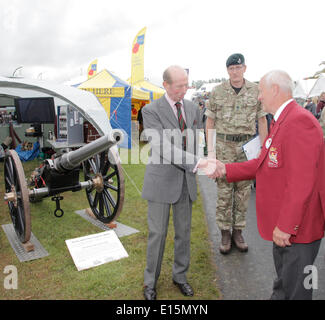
[271,239,321,300]
[144,177,192,288]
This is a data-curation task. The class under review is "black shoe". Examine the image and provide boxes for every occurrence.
[143,286,156,300]
[173,280,194,297]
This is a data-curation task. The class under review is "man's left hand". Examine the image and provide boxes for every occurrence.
[273,226,292,247]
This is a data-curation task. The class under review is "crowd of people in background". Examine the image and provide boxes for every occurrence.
[303,91,325,119]
[301,91,325,136]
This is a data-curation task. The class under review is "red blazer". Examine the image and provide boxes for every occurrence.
[226,100,325,243]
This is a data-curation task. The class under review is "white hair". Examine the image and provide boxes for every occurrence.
[263,70,294,94]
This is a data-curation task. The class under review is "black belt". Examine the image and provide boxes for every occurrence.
[216,133,253,142]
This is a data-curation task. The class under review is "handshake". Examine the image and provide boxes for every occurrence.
[197,157,226,179]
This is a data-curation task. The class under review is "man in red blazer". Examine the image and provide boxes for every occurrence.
[210,70,325,299]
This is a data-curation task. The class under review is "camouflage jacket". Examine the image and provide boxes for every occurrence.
[205,79,267,135]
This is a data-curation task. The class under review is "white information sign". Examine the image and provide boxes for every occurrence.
[65,230,129,271]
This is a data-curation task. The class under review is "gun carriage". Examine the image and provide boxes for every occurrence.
[3,130,124,244]
[0,76,125,246]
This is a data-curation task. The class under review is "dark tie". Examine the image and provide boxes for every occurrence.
[175,102,187,131]
[175,102,187,149]
[270,118,275,131]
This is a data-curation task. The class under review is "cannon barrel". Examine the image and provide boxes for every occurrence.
[53,129,123,173]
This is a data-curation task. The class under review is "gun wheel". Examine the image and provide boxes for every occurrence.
[4,150,31,243]
[83,149,124,224]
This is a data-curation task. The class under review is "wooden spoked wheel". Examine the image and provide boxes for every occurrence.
[83,149,124,224]
[4,150,31,243]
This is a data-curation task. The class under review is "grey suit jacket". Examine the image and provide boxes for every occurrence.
[142,96,202,203]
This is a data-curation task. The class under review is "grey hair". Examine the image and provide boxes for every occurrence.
[263,70,294,94]
[163,65,187,84]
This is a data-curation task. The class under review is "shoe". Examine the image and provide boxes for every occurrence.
[173,280,194,297]
[232,229,248,252]
[3,136,12,147]
[143,286,156,300]
[219,230,232,254]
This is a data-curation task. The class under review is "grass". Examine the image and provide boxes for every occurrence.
[0,150,220,300]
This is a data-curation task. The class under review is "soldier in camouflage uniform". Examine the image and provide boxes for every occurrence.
[205,53,268,254]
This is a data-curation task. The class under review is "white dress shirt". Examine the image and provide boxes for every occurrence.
[273,98,294,122]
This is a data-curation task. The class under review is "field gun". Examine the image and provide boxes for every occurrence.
[3,129,124,244]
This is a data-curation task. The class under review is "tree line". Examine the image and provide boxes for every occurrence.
[191,78,227,89]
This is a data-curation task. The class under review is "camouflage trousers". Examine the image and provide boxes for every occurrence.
[215,138,253,231]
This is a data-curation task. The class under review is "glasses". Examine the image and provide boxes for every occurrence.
[227,65,243,72]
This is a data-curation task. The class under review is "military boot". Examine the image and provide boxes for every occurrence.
[232,229,248,252]
[219,230,232,254]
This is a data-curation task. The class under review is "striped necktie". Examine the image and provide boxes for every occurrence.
[175,102,187,150]
[175,102,186,131]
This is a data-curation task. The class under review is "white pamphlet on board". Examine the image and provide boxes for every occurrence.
[242,135,261,160]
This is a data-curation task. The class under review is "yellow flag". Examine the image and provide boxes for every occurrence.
[87,59,98,79]
[131,27,146,85]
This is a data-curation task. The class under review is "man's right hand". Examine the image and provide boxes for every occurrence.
[198,158,226,179]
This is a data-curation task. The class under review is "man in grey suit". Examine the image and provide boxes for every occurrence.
[142,65,215,300]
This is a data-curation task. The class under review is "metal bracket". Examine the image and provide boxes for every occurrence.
[51,195,64,217]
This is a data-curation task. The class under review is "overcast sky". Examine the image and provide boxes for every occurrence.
[1,0,324,86]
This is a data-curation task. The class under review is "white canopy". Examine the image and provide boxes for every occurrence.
[198,82,220,93]
[293,80,308,99]
[184,88,196,101]
[0,76,111,136]
[293,78,319,99]
[309,74,325,98]
[63,75,87,87]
